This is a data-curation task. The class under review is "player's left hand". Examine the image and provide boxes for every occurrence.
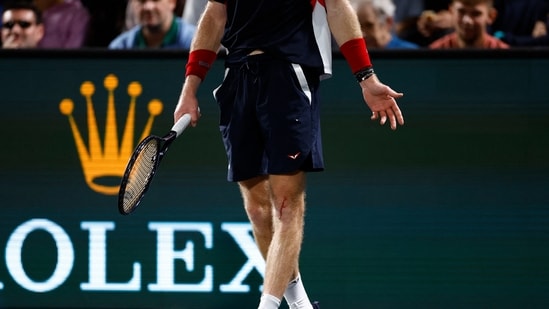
[360,75,404,130]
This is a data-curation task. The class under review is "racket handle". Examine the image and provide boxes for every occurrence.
[171,114,192,137]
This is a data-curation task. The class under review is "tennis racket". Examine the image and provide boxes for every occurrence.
[118,114,191,215]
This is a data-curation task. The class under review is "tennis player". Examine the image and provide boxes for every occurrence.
[173,0,404,308]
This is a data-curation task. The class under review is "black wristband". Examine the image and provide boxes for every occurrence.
[355,67,375,83]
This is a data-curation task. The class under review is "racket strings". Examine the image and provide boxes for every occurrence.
[121,139,159,213]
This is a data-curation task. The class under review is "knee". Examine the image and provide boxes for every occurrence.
[268,172,306,218]
[245,201,271,225]
[240,176,271,224]
[271,193,305,223]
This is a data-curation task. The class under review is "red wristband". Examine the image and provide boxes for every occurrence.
[339,38,372,74]
[185,49,218,80]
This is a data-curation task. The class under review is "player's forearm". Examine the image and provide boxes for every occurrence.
[184,1,225,82]
[325,0,363,47]
[190,1,226,52]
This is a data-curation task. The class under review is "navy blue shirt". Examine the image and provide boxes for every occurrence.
[213,0,332,75]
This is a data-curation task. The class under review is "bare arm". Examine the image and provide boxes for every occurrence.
[325,0,404,130]
[190,1,226,52]
[325,0,362,46]
[174,1,226,126]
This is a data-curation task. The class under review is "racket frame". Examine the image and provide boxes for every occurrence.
[117,114,191,215]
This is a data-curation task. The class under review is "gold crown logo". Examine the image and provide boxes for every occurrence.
[59,74,163,195]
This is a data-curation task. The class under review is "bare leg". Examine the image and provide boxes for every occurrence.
[263,172,306,299]
[239,172,306,300]
[239,176,273,259]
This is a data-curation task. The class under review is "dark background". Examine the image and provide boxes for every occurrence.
[0,49,548,308]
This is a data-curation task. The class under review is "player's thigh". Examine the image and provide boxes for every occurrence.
[238,175,270,205]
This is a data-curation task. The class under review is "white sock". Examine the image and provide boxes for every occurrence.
[284,274,313,309]
[258,294,281,309]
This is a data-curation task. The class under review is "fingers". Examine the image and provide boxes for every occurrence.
[387,87,404,100]
[385,106,402,130]
[364,81,404,130]
[379,111,387,126]
[190,107,201,127]
[372,104,404,130]
[393,104,405,126]
[174,107,201,128]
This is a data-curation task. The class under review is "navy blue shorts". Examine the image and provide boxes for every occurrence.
[213,53,325,182]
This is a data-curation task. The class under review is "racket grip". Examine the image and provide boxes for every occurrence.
[172,114,192,137]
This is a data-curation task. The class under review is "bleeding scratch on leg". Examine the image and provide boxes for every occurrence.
[278,198,287,219]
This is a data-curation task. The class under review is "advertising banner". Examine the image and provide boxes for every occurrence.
[0,51,548,308]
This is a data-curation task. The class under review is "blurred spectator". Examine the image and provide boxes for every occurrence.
[0,0,4,45]
[393,0,423,26]
[109,0,195,49]
[394,0,454,46]
[392,0,423,40]
[350,0,419,48]
[124,0,138,30]
[181,0,206,25]
[125,0,184,30]
[33,0,90,48]
[491,0,549,46]
[416,1,454,45]
[430,0,509,49]
[1,0,44,48]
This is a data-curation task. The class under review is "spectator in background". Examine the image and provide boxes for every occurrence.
[33,0,90,48]
[429,0,509,49]
[124,0,139,30]
[393,0,454,46]
[125,0,184,30]
[0,0,4,45]
[392,0,423,41]
[416,1,454,46]
[1,0,43,48]
[109,0,195,49]
[491,0,549,46]
[351,0,419,48]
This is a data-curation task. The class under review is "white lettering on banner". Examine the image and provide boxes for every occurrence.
[80,222,141,291]
[220,223,265,293]
[1,219,265,293]
[147,222,213,292]
[5,219,74,292]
